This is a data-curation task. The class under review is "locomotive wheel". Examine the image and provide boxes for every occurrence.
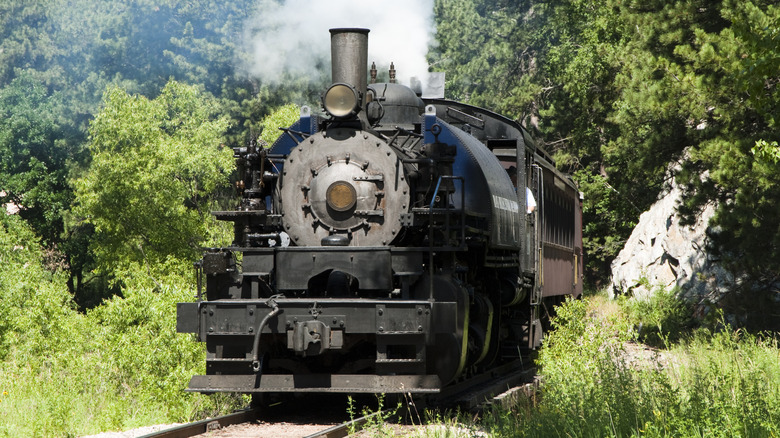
[415,274,469,385]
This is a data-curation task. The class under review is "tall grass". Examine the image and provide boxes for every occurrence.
[619,286,693,348]
[0,282,240,438]
[0,216,240,437]
[343,291,780,437]
[480,296,780,437]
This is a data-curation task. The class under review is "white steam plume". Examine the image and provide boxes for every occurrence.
[240,0,435,86]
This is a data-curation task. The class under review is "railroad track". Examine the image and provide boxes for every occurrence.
[137,409,258,438]
[302,409,394,438]
[435,361,538,411]
[137,363,537,438]
[134,406,385,438]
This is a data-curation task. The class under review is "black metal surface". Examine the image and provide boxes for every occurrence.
[187,373,442,393]
[368,83,425,128]
[176,26,583,400]
[183,298,443,335]
[175,303,198,334]
[275,247,392,291]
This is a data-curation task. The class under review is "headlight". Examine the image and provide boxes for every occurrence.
[326,181,357,212]
[323,83,361,119]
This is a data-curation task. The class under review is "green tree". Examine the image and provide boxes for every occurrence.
[431,0,542,120]
[432,0,635,284]
[0,0,59,86]
[618,0,780,284]
[0,72,78,245]
[0,0,315,300]
[258,103,300,145]
[433,0,779,289]
[531,0,634,284]
[72,81,234,284]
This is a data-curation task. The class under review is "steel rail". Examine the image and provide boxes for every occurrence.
[136,408,256,438]
[135,361,537,438]
[303,409,393,438]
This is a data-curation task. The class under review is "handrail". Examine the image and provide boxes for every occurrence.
[426,175,466,300]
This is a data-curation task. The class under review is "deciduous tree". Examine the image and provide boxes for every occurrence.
[72,81,234,284]
[0,73,76,245]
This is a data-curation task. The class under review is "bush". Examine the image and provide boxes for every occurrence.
[518,298,649,437]
[620,286,694,347]
[0,217,240,437]
[480,297,780,437]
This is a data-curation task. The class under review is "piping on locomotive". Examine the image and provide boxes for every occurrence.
[177,28,583,394]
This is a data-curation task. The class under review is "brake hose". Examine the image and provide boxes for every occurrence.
[251,296,282,373]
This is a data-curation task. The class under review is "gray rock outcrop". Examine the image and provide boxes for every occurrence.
[610,172,734,302]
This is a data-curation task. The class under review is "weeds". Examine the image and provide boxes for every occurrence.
[620,285,693,348]
[0,215,240,437]
[347,393,403,437]
[4,211,779,437]
[484,296,780,437]
[412,295,780,437]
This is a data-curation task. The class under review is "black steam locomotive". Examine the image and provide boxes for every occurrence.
[177,28,582,395]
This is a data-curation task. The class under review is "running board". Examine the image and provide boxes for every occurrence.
[187,374,442,393]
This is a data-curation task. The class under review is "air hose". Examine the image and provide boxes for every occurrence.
[251,296,282,373]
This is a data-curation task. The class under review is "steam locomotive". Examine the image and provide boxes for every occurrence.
[177,28,582,395]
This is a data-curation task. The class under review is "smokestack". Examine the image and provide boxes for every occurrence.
[330,28,369,108]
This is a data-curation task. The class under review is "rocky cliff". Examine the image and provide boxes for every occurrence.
[610,171,734,304]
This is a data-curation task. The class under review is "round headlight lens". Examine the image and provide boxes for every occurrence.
[326,181,357,212]
[324,83,360,118]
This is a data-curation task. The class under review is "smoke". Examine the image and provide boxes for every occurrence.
[240,0,435,87]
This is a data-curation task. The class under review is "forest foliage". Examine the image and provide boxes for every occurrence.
[72,82,235,286]
[431,0,778,285]
[0,0,777,435]
[0,0,776,295]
